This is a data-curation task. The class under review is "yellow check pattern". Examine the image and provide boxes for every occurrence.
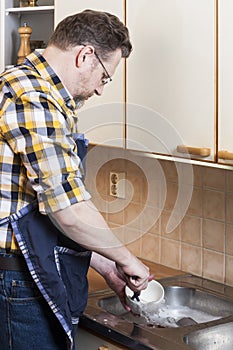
[0,52,91,251]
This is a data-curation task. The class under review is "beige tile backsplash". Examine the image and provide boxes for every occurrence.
[86,145,233,286]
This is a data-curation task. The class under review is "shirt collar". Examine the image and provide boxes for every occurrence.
[24,51,76,111]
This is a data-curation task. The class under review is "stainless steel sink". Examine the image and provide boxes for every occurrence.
[80,275,233,350]
[184,321,233,350]
[98,284,233,328]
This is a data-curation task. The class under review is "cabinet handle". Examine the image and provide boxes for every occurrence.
[177,145,211,157]
[218,150,233,160]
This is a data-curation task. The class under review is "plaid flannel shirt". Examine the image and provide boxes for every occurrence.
[0,52,91,252]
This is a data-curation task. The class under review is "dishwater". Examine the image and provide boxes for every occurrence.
[143,302,220,328]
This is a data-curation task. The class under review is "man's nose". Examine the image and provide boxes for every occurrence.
[94,85,104,96]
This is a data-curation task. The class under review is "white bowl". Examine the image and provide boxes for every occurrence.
[125,280,164,316]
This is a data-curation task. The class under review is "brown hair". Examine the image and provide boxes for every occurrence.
[48,9,132,59]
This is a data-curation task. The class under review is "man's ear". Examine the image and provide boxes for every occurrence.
[76,45,95,68]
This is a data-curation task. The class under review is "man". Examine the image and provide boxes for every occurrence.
[0,9,151,350]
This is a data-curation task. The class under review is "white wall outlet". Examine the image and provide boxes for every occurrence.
[109,172,126,198]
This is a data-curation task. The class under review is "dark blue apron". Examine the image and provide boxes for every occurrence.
[0,133,91,349]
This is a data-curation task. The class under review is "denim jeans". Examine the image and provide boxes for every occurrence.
[0,255,74,350]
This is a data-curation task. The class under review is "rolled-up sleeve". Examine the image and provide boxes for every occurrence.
[1,90,91,213]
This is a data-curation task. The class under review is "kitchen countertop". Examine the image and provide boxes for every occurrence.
[88,259,185,292]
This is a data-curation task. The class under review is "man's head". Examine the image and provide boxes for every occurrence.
[48,9,132,59]
[45,9,132,104]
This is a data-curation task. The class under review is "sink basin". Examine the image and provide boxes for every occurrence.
[98,285,233,328]
[184,321,233,350]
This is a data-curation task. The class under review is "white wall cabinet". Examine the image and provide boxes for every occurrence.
[0,0,54,73]
[55,0,126,148]
[126,0,216,161]
[2,1,232,167]
[218,0,233,165]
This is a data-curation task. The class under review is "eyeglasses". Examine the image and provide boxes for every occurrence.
[94,52,112,85]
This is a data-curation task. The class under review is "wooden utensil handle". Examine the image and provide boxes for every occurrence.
[177,145,211,157]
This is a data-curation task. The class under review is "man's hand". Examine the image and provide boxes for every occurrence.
[103,264,131,311]
[90,252,153,310]
[115,255,153,292]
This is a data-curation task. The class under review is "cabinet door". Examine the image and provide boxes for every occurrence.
[218,0,233,165]
[55,1,125,147]
[126,0,215,161]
